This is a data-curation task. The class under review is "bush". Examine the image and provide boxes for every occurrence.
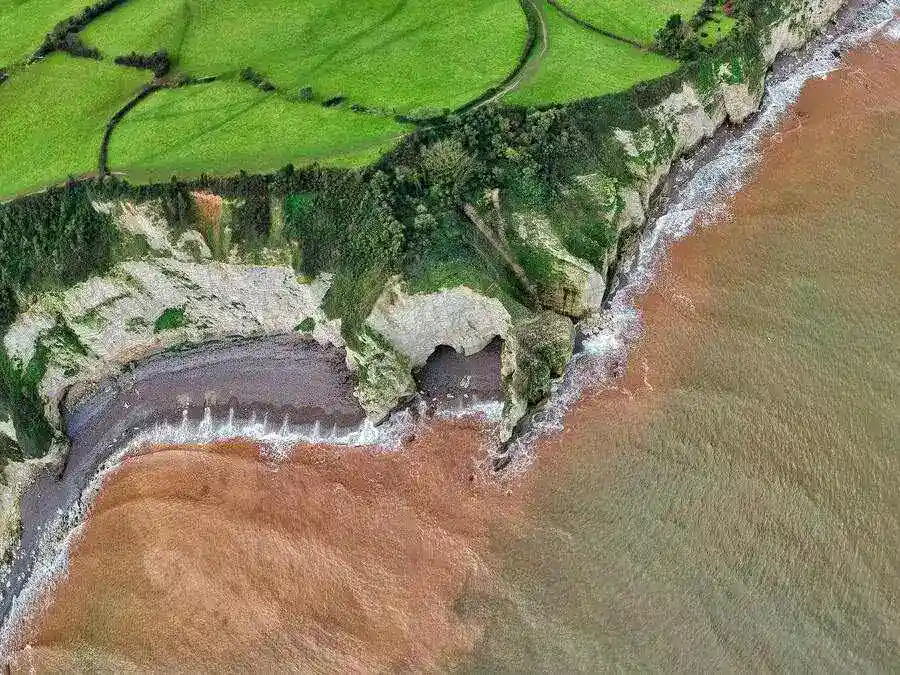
[154,307,187,332]
[58,33,101,59]
[0,182,119,325]
[35,0,128,58]
[656,14,687,57]
[114,50,172,77]
[239,67,276,92]
[0,347,53,458]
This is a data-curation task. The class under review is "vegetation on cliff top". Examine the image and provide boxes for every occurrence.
[504,2,679,106]
[107,80,410,183]
[555,0,705,45]
[0,0,713,198]
[0,0,804,458]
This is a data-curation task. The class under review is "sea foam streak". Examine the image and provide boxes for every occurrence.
[502,0,900,473]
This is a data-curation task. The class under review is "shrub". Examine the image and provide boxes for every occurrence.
[114,50,172,77]
[35,0,128,58]
[295,317,315,332]
[154,307,187,332]
[656,14,687,57]
[0,183,119,325]
[239,67,275,92]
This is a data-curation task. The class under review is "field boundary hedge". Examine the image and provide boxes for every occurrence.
[546,0,648,50]
[98,82,164,176]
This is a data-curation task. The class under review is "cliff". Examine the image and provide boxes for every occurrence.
[0,0,850,567]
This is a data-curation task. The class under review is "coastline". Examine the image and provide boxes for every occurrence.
[7,35,899,668]
[503,0,898,469]
[1,0,897,652]
[465,37,900,670]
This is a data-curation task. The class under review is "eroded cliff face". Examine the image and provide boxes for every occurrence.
[0,0,849,569]
[503,0,848,325]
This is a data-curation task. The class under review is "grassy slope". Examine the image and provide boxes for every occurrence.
[0,0,87,65]
[555,0,704,45]
[0,54,147,198]
[699,11,736,47]
[108,81,411,182]
[505,2,678,107]
[82,0,528,114]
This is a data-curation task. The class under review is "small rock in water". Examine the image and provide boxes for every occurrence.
[492,454,512,472]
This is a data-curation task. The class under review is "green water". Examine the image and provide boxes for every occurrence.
[462,50,900,672]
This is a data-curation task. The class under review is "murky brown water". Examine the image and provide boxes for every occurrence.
[5,39,900,673]
[463,41,900,671]
[6,424,520,672]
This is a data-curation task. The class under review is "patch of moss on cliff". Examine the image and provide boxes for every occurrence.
[154,307,187,332]
[0,346,53,458]
[295,317,315,332]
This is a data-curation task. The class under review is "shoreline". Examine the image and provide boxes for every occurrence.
[0,332,506,637]
[1,0,895,651]
[502,0,897,470]
[9,37,900,668]
[466,36,900,670]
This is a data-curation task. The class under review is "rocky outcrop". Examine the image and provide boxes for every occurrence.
[3,258,342,432]
[363,279,518,432]
[764,0,846,63]
[513,311,575,405]
[345,328,416,424]
[510,212,607,317]
[367,279,512,367]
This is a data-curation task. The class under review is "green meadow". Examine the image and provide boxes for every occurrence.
[0,54,146,197]
[556,0,705,45]
[0,0,712,198]
[81,0,527,115]
[699,10,737,47]
[108,81,410,183]
[0,0,87,65]
[505,2,678,107]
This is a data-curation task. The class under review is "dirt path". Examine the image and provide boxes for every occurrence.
[471,0,548,110]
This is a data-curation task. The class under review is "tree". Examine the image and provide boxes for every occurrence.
[656,14,686,58]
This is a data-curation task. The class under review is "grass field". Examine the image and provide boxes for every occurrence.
[555,0,705,45]
[107,81,410,183]
[0,0,87,66]
[82,0,528,115]
[505,2,678,107]
[0,54,147,197]
[699,10,736,47]
[1,0,699,198]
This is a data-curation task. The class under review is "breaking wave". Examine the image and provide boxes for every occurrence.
[502,0,900,472]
